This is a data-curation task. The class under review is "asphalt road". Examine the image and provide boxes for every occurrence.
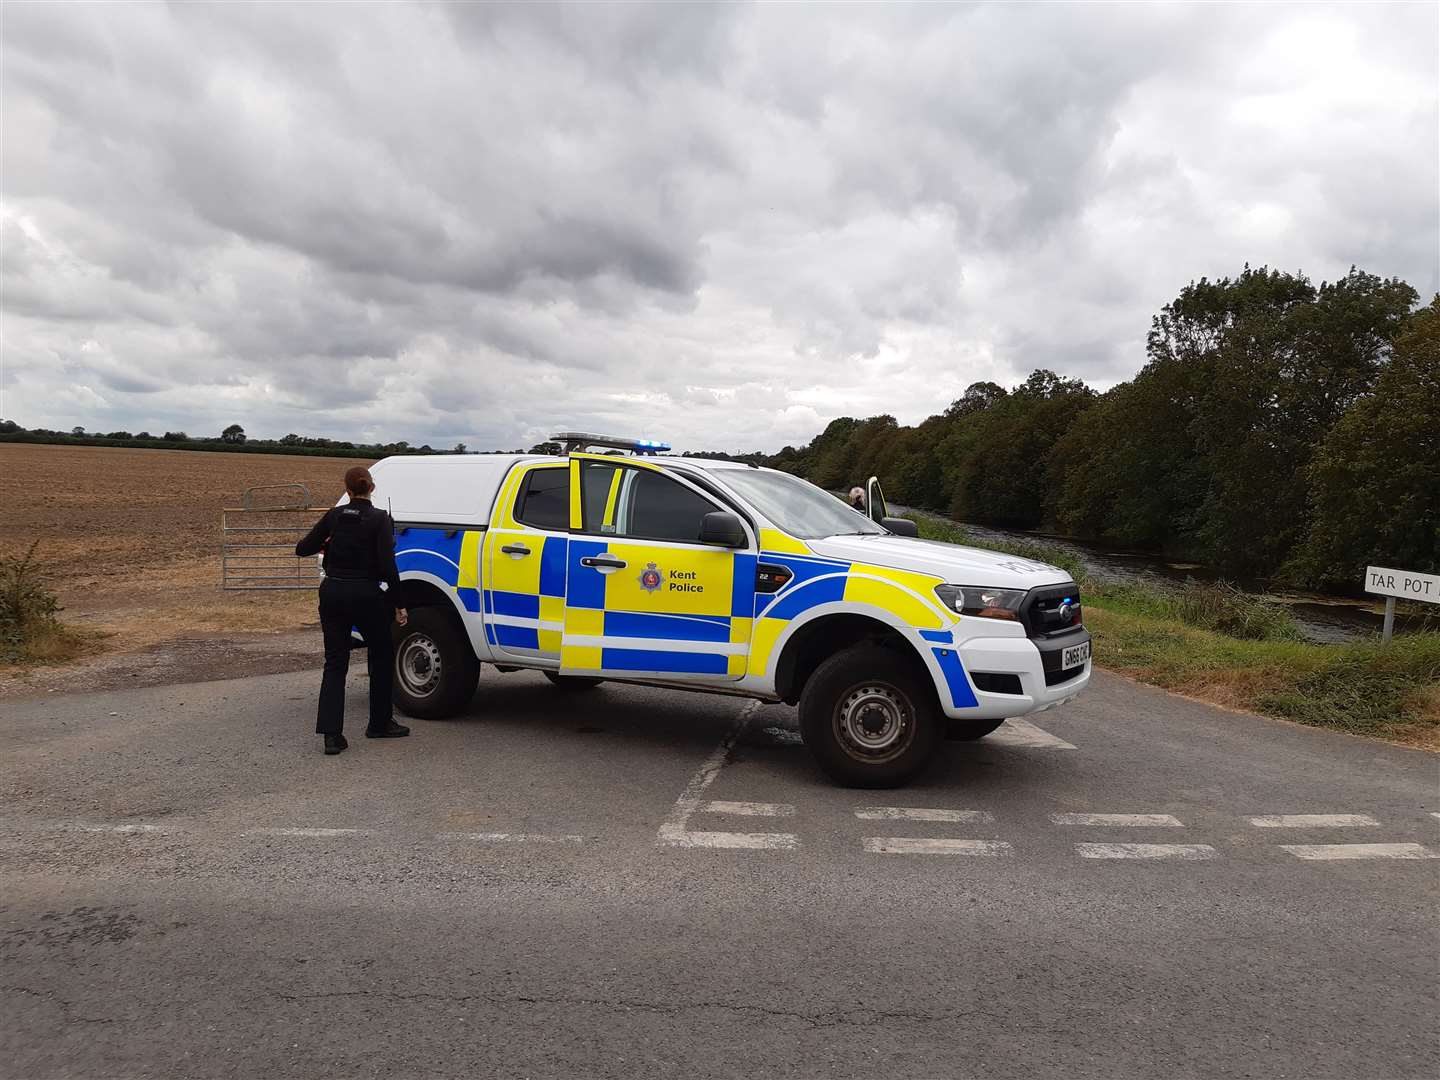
[2,664,1437,1079]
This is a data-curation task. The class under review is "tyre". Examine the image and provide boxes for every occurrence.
[543,671,604,691]
[392,606,480,719]
[798,644,942,788]
[945,717,1006,741]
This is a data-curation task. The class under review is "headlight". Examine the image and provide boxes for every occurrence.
[935,584,1025,621]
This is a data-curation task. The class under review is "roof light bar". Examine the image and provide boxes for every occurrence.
[551,432,672,455]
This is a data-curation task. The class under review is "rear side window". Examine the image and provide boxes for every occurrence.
[515,467,568,530]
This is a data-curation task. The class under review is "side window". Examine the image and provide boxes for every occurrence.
[514,467,568,530]
[579,462,624,534]
[621,468,718,543]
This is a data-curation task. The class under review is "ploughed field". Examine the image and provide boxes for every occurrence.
[0,443,373,665]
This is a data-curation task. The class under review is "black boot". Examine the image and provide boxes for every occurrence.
[365,720,410,739]
[324,733,348,755]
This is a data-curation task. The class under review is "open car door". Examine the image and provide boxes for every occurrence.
[865,476,888,524]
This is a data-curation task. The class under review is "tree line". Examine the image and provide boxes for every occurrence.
[0,421,478,459]
[753,267,1439,592]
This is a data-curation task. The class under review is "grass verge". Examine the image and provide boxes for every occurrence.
[0,542,102,667]
[907,512,1440,747]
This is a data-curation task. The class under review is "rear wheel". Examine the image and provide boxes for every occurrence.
[798,644,941,788]
[543,671,604,691]
[945,717,1006,741]
[392,606,479,719]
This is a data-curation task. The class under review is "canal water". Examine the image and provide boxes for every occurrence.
[945,519,1433,644]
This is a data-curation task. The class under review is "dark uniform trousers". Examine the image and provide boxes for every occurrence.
[316,577,395,735]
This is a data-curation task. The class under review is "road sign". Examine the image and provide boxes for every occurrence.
[1363,566,1440,642]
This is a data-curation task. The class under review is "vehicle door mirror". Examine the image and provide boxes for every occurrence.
[699,511,746,548]
[866,475,889,524]
[882,516,918,537]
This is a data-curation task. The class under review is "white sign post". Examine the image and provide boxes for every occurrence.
[1364,566,1440,643]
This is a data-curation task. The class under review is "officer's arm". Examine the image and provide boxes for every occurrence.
[295,509,333,557]
[375,513,403,608]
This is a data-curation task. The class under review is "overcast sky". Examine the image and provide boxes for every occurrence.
[2,2,1436,452]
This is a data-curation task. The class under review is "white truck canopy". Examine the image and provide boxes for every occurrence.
[361,454,542,527]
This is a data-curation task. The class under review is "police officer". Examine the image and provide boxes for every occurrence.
[295,466,411,755]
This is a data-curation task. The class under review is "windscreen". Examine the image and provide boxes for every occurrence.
[717,469,886,539]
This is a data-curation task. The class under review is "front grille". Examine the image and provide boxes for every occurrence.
[1044,664,1085,687]
[1020,584,1083,639]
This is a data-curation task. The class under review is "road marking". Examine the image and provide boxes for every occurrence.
[863,837,1012,856]
[696,800,796,817]
[658,827,800,850]
[1075,842,1216,860]
[244,827,370,838]
[75,823,173,835]
[854,807,993,823]
[1248,814,1380,828]
[985,718,1076,750]
[1431,812,1440,822]
[656,703,799,850]
[1050,813,1184,827]
[434,832,584,844]
[1280,843,1438,861]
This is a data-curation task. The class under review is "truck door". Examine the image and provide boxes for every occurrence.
[480,461,570,663]
[561,455,756,681]
[865,475,889,524]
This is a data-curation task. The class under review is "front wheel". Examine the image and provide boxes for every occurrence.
[392,607,480,719]
[798,645,941,788]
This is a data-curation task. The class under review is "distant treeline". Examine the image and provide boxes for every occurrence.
[754,267,1439,592]
[0,422,531,460]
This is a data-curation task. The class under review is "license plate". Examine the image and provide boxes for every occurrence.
[1061,641,1091,669]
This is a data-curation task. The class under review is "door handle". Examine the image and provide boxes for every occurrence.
[580,555,627,570]
[501,543,532,556]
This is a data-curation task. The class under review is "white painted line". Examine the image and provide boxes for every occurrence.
[696,800,796,817]
[655,702,798,849]
[1430,812,1440,822]
[855,807,994,824]
[658,826,800,850]
[76,823,173,835]
[434,832,584,844]
[1051,813,1184,827]
[245,827,369,838]
[1280,843,1438,861]
[1248,814,1380,828]
[985,718,1076,750]
[863,837,1013,856]
[1076,842,1217,860]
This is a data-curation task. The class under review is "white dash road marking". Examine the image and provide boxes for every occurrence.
[1431,812,1440,822]
[656,703,800,851]
[855,807,994,824]
[658,829,800,850]
[434,832,584,845]
[863,837,1013,856]
[244,827,370,838]
[1248,814,1380,828]
[984,718,1077,750]
[75,823,174,835]
[1280,843,1438,861]
[1076,842,1217,860]
[696,800,796,817]
[1050,813,1184,827]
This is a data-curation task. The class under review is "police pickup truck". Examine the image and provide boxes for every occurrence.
[362,433,1091,787]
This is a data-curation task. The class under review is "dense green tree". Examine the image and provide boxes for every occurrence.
[1284,298,1440,587]
[221,423,246,444]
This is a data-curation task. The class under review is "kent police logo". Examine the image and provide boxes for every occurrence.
[639,562,663,593]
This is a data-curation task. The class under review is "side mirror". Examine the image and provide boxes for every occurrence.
[699,511,746,548]
[881,516,918,537]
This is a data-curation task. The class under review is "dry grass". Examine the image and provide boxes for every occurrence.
[0,443,367,663]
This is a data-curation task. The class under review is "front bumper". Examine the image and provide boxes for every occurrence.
[940,627,1091,720]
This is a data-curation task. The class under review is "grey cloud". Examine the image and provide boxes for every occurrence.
[2,1,1435,451]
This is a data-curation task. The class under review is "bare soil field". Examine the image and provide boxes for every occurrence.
[1,443,374,692]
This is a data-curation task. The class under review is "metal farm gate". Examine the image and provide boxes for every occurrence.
[221,483,323,590]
